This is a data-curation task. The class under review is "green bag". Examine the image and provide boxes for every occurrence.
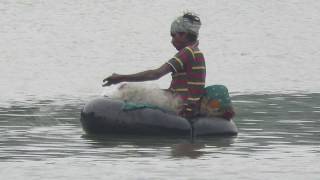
[204,85,231,109]
[200,85,233,117]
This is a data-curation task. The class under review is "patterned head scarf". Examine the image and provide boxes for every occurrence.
[170,13,201,36]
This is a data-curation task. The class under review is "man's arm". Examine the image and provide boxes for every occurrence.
[103,63,173,86]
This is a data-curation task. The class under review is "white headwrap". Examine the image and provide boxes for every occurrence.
[170,16,201,36]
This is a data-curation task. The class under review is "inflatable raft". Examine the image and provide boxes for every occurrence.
[80,97,238,137]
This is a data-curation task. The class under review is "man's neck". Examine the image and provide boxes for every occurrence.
[185,40,198,48]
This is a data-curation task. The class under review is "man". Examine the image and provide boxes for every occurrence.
[103,12,205,119]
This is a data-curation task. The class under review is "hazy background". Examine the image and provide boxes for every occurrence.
[0,0,319,179]
[1,0,319,104]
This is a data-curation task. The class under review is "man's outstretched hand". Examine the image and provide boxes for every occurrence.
[102,73,123,86]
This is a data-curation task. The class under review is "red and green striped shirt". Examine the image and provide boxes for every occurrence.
[166,41,206,113]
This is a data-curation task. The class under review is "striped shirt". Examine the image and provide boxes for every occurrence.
[166,41,206,113]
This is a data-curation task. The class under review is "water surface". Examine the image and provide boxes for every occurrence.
[0,93,319,179]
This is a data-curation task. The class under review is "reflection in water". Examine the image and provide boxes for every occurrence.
[171,136,236,159]
[171,143,205,159]
[82,134,236,159]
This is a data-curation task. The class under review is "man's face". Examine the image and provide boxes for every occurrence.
[171,32,188,50]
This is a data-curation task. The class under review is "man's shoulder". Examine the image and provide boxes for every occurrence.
[175,47,194,59]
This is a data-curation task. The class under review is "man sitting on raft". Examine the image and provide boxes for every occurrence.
[103,12,234,120]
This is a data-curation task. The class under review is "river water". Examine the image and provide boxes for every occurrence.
[0,0,319,179]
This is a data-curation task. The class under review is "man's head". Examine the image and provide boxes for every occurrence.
[170,12,201,50]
